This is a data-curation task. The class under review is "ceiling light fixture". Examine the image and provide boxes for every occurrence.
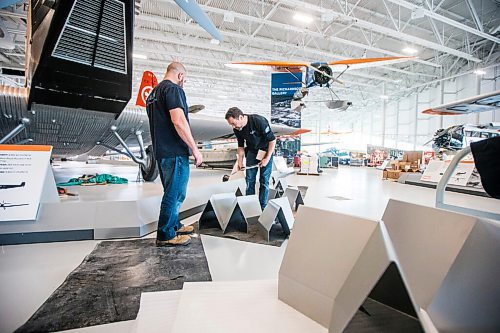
[380,95,389,100]
[210,39,220,45]
[240,70,254,76]
[402,47,418,54]
[293,13,313,24]
[132,53,147,60]
[473,69,486,75]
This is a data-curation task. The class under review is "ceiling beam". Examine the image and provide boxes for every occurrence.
[279,0,482,62]
[147,0,440,68]
[137,14,434,82]
[385,0,499,44]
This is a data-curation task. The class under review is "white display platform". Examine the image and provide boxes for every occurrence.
[129,199,500,333]
[0,176,246,244]
[169,280,326,333]
[133,291,181,333]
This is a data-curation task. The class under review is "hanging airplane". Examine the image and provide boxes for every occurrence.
[0,0,244,182]
[226,57,415,110]
[422,89,500,115]
[424,123,499,152]
[134,71,311,172]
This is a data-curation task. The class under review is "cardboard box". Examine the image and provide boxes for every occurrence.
[404,151,423,163]
[383,170,388,179]
[387,170,401,180]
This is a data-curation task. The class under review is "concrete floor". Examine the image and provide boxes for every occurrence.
[1,163,499,333]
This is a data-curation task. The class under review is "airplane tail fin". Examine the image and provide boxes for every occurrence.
[135,71,158,107]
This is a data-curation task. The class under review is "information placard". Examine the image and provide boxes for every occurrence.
[421,159,475,186]
[0,145,52,221]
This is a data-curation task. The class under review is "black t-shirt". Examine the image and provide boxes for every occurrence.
[234,114,276,158]
[146,80,190,160]
[470,136,500,199]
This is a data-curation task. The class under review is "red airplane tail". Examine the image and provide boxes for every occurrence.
[135,71,158,107]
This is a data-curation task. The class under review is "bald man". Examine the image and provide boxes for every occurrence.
[146,62,203,247]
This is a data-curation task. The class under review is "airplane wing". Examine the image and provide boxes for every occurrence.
[328,56,415,70]
[227,57,414,70]
[174,0,224,41]
[226,61,310,70]
[422,90,500,115]
[190,114,309,141]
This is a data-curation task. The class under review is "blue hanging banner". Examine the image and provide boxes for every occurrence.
[271,72,302,128]
[0,0,21,9]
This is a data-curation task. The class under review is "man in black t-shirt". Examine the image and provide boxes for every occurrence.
[146,62,202,247]
[225,107,276,209]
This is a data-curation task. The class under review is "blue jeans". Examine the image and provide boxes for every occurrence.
[157,156,190,241]
[245,155,273,209]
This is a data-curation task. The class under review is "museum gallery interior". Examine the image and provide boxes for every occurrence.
[0,1,499,332]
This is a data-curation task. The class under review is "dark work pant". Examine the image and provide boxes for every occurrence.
[156,156,190,241]
[245,155,273,209]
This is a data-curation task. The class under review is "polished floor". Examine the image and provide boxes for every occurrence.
[1,163,499,333]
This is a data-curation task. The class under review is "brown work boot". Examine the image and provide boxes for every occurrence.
[156,235,191,247]
[176,225,195,235]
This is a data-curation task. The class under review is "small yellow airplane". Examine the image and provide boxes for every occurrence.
[227,57,415,110]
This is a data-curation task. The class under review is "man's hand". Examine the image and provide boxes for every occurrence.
[237,160,245,171]
[259,157,270,168]
[193,148,203,167]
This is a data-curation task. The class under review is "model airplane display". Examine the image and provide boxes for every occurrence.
[227,57,415,110]
[0,182,26,190]
[0,201,29,210]
[422,90,500,115]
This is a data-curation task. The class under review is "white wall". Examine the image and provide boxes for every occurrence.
[324,64,500,151]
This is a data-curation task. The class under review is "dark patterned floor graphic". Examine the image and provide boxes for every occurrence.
[16,238,211,333]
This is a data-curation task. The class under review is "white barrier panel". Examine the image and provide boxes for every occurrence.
[198,193,246,233]
[236,195,262,225]
[278,206,378,328]
[267,188,278,202]
[272,156,295,180]
[328,223,391,332]
[283,187,304,211]
[258,197,294,242]
[274,178,288,196]
[426,219,500,332]
[382,199,477,309]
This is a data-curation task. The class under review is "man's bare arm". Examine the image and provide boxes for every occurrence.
[237,147,245,170]
[260,139,276,167]
[170,108,202,166]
